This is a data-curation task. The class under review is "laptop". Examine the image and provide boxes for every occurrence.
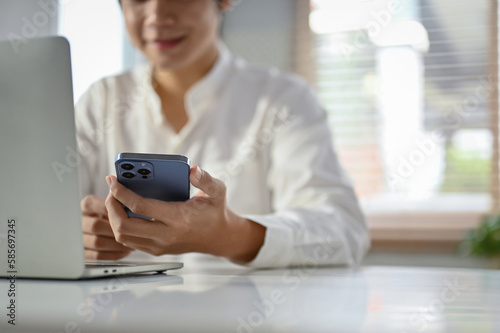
[0,36,183,279]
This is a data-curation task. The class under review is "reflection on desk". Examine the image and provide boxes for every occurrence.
[0,264,499,332]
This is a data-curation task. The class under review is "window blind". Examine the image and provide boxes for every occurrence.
[301,0,498,213]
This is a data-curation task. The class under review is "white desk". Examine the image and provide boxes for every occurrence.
[1,263,499,333]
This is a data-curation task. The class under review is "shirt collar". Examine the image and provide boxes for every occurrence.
[142,43,233,123]
[184,43,232,118]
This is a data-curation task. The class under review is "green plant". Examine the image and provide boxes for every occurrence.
[440,146,490,193]
[461,215,500,257]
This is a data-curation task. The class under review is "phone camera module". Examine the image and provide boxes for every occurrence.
[122,172,135,179]
[121,163,134,171]
[137,168,151,176]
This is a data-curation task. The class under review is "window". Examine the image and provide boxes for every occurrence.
[307,0,497,216]
[58,0,129,102]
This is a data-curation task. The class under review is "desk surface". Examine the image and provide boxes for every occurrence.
[1,262,499,333]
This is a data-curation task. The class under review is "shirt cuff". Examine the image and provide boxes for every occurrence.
[242,214,295,268]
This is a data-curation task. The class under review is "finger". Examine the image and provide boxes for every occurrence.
[189,165,225,200]
[219,0,233,12]
[83,234,132,252]
[105,233,165,255]
[82,215,115,237]
[109,232,181,256]
[84,250,131,261]
[105,185,165,239]
[106,175,181,224]
[81,195,108,217]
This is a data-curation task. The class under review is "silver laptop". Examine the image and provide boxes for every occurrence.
[0,36,182,279]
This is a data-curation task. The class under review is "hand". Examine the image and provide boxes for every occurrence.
[104,165,266,264]
[81,195,133,260]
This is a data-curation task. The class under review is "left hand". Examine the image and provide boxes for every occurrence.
[104,165,265,264]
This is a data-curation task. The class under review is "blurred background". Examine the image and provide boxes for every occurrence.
[1,0,499,268]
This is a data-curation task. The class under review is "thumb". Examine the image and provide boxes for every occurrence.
[190,165,226,200]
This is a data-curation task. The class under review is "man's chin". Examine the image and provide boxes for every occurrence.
[150,58,184,72]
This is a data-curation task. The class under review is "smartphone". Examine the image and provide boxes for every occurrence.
[114,153,190,220]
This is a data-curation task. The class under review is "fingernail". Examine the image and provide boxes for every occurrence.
[195,166,202,181]
[105,176,112,186]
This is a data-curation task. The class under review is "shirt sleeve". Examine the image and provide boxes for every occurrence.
[244,82,370,268]
[74,82,104,199]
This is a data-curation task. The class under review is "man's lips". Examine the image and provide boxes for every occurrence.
[149,37,185,50]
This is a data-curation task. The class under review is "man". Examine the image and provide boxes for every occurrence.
[77,0,370,267]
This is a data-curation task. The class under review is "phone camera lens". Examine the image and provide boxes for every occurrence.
[121,163,134,171]
[122,172,135,179]
[137,168,151,176]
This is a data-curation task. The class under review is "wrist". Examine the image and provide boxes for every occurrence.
[216,209,266,264]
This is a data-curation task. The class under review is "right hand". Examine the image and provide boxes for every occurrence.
[81,195,133,260]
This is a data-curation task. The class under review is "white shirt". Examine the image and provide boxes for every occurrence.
[75,45,370,268]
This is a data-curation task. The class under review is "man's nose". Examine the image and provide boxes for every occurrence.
[145,0,177,26]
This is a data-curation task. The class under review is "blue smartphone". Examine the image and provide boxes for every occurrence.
[115,153,191,220]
